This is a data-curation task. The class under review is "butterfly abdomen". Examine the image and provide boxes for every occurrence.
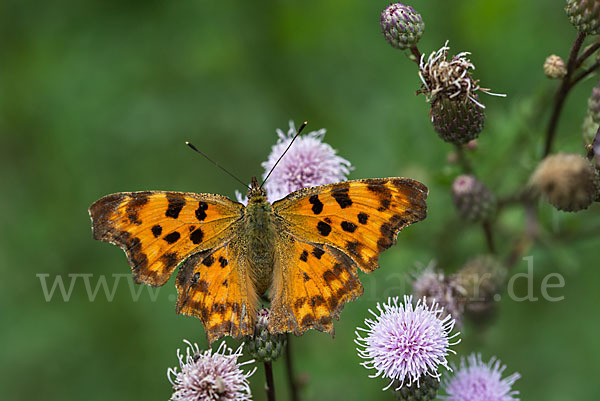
[244,195,276,295]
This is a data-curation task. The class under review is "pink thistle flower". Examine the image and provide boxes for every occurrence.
[355,295,460,391]
[442,353,520,401]
[237,121,352,203]
[167,340,256,401]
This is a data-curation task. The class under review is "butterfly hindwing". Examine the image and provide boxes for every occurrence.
[272,178,428,273]
[175,239,258,342]
[89,191,243,286]
[269,235,364,336]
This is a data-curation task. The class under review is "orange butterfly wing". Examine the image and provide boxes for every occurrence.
[269,178,427,335]
[175,240,258,342]
[269,236,363,335]
[89,191,243,286]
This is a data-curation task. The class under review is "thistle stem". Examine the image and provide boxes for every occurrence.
[284,334,300,401]
[264,362,276,401]
[409,45,422,64]
[482,220,496,254]
[575,41,600,70]
[571,59,600,86]
[454,145,473,174]
[544,32,587,157]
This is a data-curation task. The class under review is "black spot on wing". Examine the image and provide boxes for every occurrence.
[195,202,208,221]
[218,256,228,268]
[312,247,325,259]
[164,231,181,244]
[358,212,369,224]
[331,187,353,209]
[341,221,357,233]
[367,183,392,211]
[378,199,391,211]
[299,250,308,262]
[190,228,204,244]
[317,221,332,236]
[309,195,323,214]
[166,196,186,219]
[303,272,311,281]
[125,194,149,225]
[202,254,215,267]
[151,225,162,238]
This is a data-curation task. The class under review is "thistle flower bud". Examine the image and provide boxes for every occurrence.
[430,97,485,144]
[543,54,567,79]
[451,175,497,222]
[588,81,600,123]
[380,3,424,50]
[413,266,465,326]
[566,0,600,34]
[529,153,598,211]
[243,308,286,363]
[582,111,599,146]
[392,375,440,401]
[454,256,505,322]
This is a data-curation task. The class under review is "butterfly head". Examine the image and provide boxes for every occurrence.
[247,176,268,204]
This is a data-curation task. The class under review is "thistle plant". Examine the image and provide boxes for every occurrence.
[237,121,352,203]
[355,295,460,395]
[152,3,600,400]
[167,340,256,401]
[412,265,465,325]
[380,3,425,52]
[442,354,521,401]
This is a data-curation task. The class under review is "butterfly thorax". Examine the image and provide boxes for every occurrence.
[244,178,276,295]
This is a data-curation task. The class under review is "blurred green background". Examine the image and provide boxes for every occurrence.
[2,1,599,400]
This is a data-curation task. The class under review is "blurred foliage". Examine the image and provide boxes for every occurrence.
[1,1,599,400]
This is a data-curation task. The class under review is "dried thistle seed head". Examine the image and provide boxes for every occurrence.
[566,0,600,34]
[430,96,485,144]
[529,153,598,211]
[418,42,503,109]
[380,3,425,50]
[451,175,497,222]
[543,54,567,79]
[243,308,286,363]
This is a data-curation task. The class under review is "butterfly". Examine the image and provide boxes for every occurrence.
[89,176,427,343]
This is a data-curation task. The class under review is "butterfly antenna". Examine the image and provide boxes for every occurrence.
[261,121,308,189]
[186,141,250,190]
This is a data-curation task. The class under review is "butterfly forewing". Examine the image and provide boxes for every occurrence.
[272,178,428,273]
[89,191,243,286]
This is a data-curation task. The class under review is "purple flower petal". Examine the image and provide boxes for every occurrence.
[167,340,256,401]
[442,353,520,401]
[355,295,460,391]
